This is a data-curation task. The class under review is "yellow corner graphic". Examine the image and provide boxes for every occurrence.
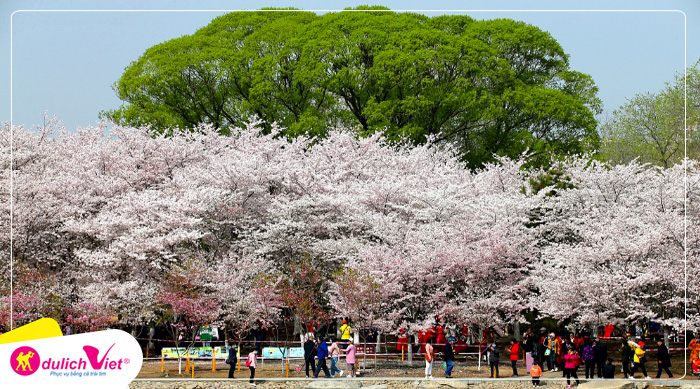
[0,318,63,345]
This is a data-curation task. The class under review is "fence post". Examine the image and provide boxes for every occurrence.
[212,356,216,372]
[478,346,481,371]
[160,354,164,373]
[191,358,195,378]
[408,342,413,363]
[185,357,190,373]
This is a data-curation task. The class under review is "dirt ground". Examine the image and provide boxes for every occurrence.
[137,350,698,381]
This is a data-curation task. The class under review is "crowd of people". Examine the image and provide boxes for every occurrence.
[485,327,678,387]
[138,317,699,385]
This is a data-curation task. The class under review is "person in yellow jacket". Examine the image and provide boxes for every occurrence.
[339,319,353,350]
[545,333,560,372]
[630,341,650,379]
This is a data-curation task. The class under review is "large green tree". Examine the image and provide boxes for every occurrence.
[600,60,700,168]
[102,8,602,167]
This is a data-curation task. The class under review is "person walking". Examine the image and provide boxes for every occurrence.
[444,337,455,378]
[303,334,317,378]
[582,340,595,379]
[486,341,500,378]
[313,337,331,378]
[227,345,238,379]
[345,338,357,377]
[546,333,559,372]
[563,348,581,386]
[592,339,607,378]
[630,342,650,379]
[506,338,520,377]
[655,339,674,378]
[328,337,344,378]
[620,340,633,379]
[246,349,258,386]
[425,338,435,379]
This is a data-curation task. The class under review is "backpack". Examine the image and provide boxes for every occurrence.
[245,356,252,367]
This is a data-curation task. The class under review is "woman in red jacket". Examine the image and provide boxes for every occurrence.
[506,338,520,377]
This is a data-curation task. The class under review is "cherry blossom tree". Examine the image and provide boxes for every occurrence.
[529,158,690,331]
[1,119,697,339]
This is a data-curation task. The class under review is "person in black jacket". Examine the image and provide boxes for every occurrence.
[252,322,265,353]
[444,338,456,378]
[620,340,633,378]
[227,345,238,379]
[303,334,317,378]
[485,342,500,378]
[592,340,608,378]
[655,340,674,378]
[603,358,616,378]
[536,327,548,368]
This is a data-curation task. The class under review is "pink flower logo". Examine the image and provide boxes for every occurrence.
[10,346,41,376]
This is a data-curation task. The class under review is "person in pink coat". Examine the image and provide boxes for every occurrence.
[246,349,258,386]
[425,338,435,379]
[563,348,581,386]
[345,338,357,377]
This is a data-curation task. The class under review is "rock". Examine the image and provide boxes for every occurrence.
[306,380,363,389]
[577,380,636,389]
[647,385,680,389]
[416,379,470,389]
[362,386,388,389]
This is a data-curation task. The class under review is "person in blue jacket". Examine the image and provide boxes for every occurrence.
[313,337,331,378]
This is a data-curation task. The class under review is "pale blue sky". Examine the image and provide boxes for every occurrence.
[2,0,698,131]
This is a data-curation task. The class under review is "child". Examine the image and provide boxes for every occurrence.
[530,363,543,387]
[345,338,357,377]
[603,358,616,378]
